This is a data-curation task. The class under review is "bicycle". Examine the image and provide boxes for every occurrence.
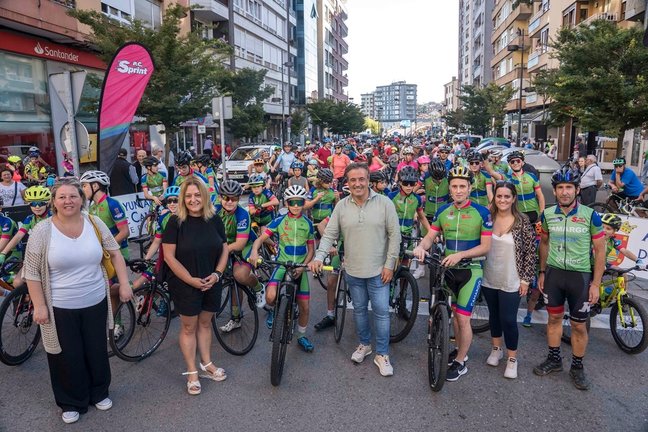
[108,259,171,362]
[561,266,647,354]
[389,236,420,343]
[211,255,260,356]
[258,258,332,386]
[590,186,647,217]
[132,197,164,259]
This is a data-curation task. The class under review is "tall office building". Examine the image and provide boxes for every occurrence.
[294,0,319,105]
[374,81,417,129]
[458,0,495,89]
[317,0,348,101]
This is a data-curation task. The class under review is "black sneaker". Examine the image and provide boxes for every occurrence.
[533,356,563,376]
[569,367,590,390]
[446,360,468,382]
[314,315,335,331]
[447,348,469,366]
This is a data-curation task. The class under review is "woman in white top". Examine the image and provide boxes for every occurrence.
[23,178,132,424]
[481,181,536,379]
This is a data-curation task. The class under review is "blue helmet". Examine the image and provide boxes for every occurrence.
[165,186,181,198]
[291,161,304,170]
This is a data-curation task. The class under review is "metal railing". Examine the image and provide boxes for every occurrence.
[51,0,75,8]
[580,12,618,26]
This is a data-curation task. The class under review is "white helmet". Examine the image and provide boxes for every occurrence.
[80,170,111,186]
[402,146,414,155]
[283,185,308,200]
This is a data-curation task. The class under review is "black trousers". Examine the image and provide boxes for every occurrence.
[579,185,597,206]
[482,287,521,351]
[47,298,111,413]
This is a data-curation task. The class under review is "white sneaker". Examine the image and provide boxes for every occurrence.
[219,319,242,333]
[504,357,518,379]
[374,354,394,377]
[351,344,373,363]
[255,285,266,308]
[62,411,79,424]
[113,324,124,340]
[486,346,504,367]
[412,265,425,280]
[95,397,113,411]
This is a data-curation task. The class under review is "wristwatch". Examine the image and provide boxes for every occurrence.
[212,270,223,280]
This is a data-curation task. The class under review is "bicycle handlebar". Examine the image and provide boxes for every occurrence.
[126,258,155,273]
[604,265,644,276]
[404,250,486,267]
[251,258,333,272]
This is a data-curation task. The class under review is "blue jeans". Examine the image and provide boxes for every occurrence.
[345,273,390,355]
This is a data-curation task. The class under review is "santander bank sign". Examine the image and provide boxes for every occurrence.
[34,42,80,63]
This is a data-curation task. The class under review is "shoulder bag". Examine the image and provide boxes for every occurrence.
[88,215,117,279]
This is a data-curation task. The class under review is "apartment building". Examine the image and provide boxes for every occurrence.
[360,92,375,119]
[443,76,461,114]
[317,0,348,102]
[458,0,495,90]
[374,81,417,130]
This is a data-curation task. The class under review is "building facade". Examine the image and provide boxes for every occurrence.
[317,0,348,101]
[458,0,495,89]
[374,81,417,130]
[443,76,460,114]
[360,92,375,119]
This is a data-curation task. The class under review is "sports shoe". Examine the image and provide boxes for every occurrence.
[533,356,563,376]
[412,265,425,280]
[297,336,314,352]
[255,284,266,308]
[569,367,590,390]
[486,346,504,367]
[62,411,79,424]
[265,311,274,329]
[351,344,373,363]
[447,348,468,366]
[314,315,335,331]
[95,397,113,411]
[219,319,241,333]
[446,360,468,382]
[156,298,168,317]
[504,357,518,379]
[522,314,532,327]
[374,354,394,376]
[113,324,124,341]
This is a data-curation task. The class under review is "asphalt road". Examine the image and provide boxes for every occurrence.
[1,269,647,432]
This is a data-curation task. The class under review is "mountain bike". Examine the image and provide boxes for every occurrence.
[109,259,171,362]
[389,236,420,343]
[132,197,164,259]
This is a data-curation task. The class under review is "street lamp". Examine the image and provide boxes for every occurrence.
[507,28,525,144]
[280,57,294,144]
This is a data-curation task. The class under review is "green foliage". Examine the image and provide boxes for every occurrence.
[459,83,514,136]
[289,108,308,137]
[69,4,231,133]
[534,20,648,155]
[364,117,381,135]
[307,99,365,135]
[443,108,465,132]
[219,68,273,139]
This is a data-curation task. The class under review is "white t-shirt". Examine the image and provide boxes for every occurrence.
[482,232,520,292]
[0,181,26,206]
[579,164,603,188]
[48,218,106,309]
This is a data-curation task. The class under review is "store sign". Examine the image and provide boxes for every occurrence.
[0,30,105,69]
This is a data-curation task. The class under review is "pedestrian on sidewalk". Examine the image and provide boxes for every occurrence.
[579,155,603,206]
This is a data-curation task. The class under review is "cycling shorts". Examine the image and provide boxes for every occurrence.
[544,267,592,322]
[268,266,310,300]
[445,267,483,316]
[523,211,538,224]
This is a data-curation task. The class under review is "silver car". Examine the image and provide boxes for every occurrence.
[217,144,279,184]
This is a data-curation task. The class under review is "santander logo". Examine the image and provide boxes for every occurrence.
[33,41,80,62]
[34,42,44,55]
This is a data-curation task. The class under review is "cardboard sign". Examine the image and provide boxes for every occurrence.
[112,193,151,238]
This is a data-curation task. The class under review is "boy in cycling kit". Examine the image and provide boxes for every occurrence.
[534,166,606,390]
[369,170,390,196]
[500,151,545,224]
[413,165,492,382]
[193,154,219,199]
[305,169,338,225]
[423,159,450,232]
[272,142,296,183]
[388,166,430,238]
[172,151,208,188]
[287,161,309,190]
[248,175,279,228]
[141,156,168,207]
[466,152,493,207]
[249,185,316,352]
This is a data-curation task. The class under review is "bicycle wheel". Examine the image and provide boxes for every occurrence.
[389,269,419,343]
[0,285,41,366]
[590,202,612,214]
[110,286,171,362]
[470,291,490,334]
[137,214,156,259]
[270,297,289,386]
[333,272,347,344]
[428,304,449,392]
[561,312,591,345]
[609,296,648,354]
[213,284,259,356]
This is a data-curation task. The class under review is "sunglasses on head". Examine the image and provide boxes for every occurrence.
[401,181,417,187]
[220,195,238,202]
[166,198,179,204]
[30,201,47,207]
[286,199,305,206]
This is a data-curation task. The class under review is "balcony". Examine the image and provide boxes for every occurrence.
[192,0,229,22]
[527,48,550,72]
[528,7,549,37]
[50,0,75,8]
[580,12,618,26]
[492,2,533,43]
[495,65,527,86]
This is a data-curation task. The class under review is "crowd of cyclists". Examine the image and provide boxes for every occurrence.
[1,134,646,398]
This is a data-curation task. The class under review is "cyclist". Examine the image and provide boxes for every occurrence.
[533,165,605,390]
[172,151,207,187]
[487,150,509,176]
[193,154,219,198]
[312,215,343,331]
[305,169,338,225]
[141,156,168,207]
[600,213,645,269]
[0,197,19,265]
[331,142,351,189]
[247,158,269,186]
[249,185,316,352]
[437,145,453,173]
[396,147,418,173]
[388,166,430,238]
[500,151,545,224]
[272,142,296,184]
[24,148,47,185]
[413,165,493,382]
[287,161,309,190]
[369,170,390,195]
[608,157,644,205]
[248,174,279,229]
[423,159,449,232]
[466,151,493,207]
[306,159,319,185]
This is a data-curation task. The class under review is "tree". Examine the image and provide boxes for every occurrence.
[307,100,365,136]
[482,82,515,135]
[458,84,514,136]
[534,20,648,155]
[364,117,381,135]
[219,68,273,139]
[443,108,465,132]
[70,4,230,138]
[289,108,309,139]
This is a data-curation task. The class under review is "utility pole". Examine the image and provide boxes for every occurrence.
[517,29,525,144]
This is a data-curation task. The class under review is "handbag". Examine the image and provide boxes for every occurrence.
[88,215,117,279]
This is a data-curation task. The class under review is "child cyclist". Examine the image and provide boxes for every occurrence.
[388,166,430,238]
[306,159,319,185]
[141,156,168,207]
[600,214,646,270]
[249,185,316,352]
[287,161,309,190]
[369,170,390,195]
[305,168,338,225]
[193,154,219,199]
[248,174,280,230]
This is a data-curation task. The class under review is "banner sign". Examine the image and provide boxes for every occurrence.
[112,193,152,238]
[97,43,154,174]
[609,215,648,280]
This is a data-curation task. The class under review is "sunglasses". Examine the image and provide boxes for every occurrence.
[401,181,417,187]
[469,161,481,166]
[220,195,238,202]
[509,159,522,164]
[30,201,48,207]
[166,198,179,204]
[286,199,305,206]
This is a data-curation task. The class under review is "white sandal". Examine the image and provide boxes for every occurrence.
[199,361,227,382]
[182,371,201,395]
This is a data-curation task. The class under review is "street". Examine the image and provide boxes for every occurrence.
[1,271,647,432]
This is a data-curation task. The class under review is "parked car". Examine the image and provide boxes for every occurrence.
[452,134,483,147]
[217,144,279,184]
[475,137,511,152]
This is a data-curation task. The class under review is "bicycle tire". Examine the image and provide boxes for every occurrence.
[389,269,419,343]
[110,286,171,362]
[470,291,490,334]
[270,297,289,386]
[0,285,41,366]
[609,296,648,354]
[137,214,156,259]
[333,272,347,344]
[590,202,612,215]
[561,312,591,345]
[213,284,259,356]
[428,304,449,392]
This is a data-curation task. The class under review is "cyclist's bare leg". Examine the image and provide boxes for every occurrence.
[546,313,563,347]
[527,289,541,314]
[179,314,199,383]
[110,283,120,315]
[265,283,277,307]
[326,273,337,311]
[454,313,472,362]
[12,273,23,288]
[233,262,258,289]
[569,320,588,357]
[297,297,309,328]
[132,275,147,290]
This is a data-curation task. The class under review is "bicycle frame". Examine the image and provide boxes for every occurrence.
[597,268,637,325]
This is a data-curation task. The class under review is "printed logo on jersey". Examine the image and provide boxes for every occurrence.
[237,218,249,230]
[571,216,586,223]
[112,208,125,219]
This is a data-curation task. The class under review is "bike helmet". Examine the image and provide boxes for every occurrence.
[429,159,447,181]
[399,166,419,183]
[24,185,51,202]
[507,150,525,162]
[550,165,581,187]
[417,155,431,164]
[248,174,265,186]
[142,156,160,167]
[80,170,110,186]
[466,151,483,162]
[29,151,40,158]
[283,185,308,200]
[193,154,211,166]
[448,165,473,183]
[370,170,387,183]
[176,150,193,166]
[253,158,265,165]
[601,213,622,230]
[308,159,318,166]
[341,184,350,195]
[438,145,452,153]
[219,180,243,197]
[7,155,21,164]
[291,161,304,170]
[164,186,181,198]
[355,154,367,162]
[612,158,626,166]
[490,150,503,158]
[317,168,334,183]
[402,146,414,155]
[29,146,39,153]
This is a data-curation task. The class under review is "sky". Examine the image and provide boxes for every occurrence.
[345,0,459,104]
